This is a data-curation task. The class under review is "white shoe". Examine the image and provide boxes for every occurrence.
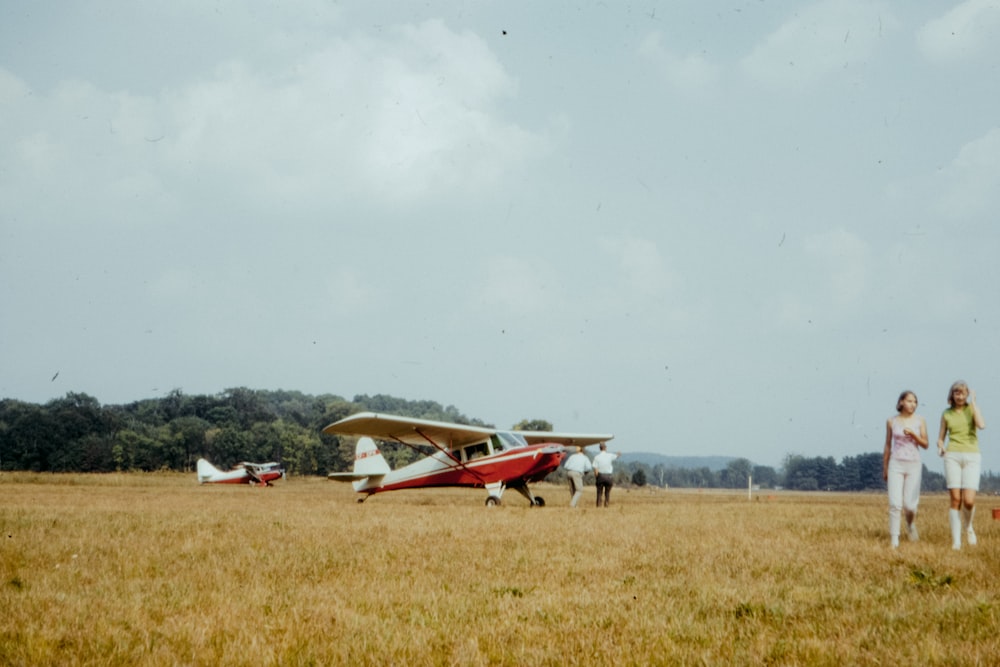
[967,530,977,546]
[891,536,899,549]
[907,523,919,542]
[952,543,961,551]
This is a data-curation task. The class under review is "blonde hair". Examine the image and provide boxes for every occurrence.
[947,380,968,408]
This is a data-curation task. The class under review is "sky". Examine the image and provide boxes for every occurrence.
[2,1,998,471]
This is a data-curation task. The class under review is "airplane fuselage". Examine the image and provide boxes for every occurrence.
[197,459,284,486]
[355,444,564,494]
[206,470,284,485]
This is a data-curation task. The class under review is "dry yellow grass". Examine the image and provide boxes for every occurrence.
[2,473,999,666]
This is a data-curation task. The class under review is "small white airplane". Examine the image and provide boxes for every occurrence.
[323,411,613,505]
[196,459,285,486]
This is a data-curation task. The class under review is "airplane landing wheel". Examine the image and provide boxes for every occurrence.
[485,495,501,507]
[532,496,545,507]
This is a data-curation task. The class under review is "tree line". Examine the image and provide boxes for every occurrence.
[2,389,996,493]
[0,389,479,477]
[615,454,1000,494]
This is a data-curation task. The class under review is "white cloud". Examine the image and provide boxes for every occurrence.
[917,0,1000,64]
[13,131,60,175]
[933,128,1000,219]
[1,20,552,223]
[324,266,377,314]
[0,66,30,99]
[601,236,674,298]
[162,20,549,205]
[740,1,892,87]
[803,228,870,307]
[150,267,199,300]
[638,32,720,92]
[478,256,559,314]
[1,69,59,177]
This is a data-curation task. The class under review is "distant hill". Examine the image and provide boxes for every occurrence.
[621,453,747,471]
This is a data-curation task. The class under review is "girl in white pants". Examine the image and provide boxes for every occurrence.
[883,391,928,548]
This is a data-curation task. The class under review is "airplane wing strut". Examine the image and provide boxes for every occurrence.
[405,427,489,485]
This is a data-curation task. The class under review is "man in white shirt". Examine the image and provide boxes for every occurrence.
[592,442,620,507]
[563,446,593,507]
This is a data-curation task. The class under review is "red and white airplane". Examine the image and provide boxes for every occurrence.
[323,412,613,506]
[196,458,285,486]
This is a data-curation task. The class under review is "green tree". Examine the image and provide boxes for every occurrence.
[169,416,211,471]
[115,427,159,471]
[0,400,49,470]
[815,456,838,491]
[221,387,274,429]
[721,458,753,488]
[513,419,553,432]
[43,393,114,472]
[208,427,253,468]
[276,422,323,475]
[783,455,819,491]
[751,465,779,488]
[922,465,946,492]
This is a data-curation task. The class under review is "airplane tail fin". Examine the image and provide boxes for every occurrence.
[196,458,221,484]
[327,437,390,490]
[353,437,391,476]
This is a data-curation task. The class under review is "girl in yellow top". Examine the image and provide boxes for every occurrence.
[937,380,986,550]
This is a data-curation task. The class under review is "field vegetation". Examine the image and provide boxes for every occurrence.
[2,473,999,665]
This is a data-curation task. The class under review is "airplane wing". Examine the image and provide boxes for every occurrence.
[328,471,383,482]
[322,412,498,449]
[322,412,613,449]
[517,431,614,446]
[237,463,259,483]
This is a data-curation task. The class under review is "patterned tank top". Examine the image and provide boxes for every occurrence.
[891,417,922,462]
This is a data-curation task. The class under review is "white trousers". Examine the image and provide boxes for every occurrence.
[567,471,585,507]
[943,451,981,490]
[887,458,922,538]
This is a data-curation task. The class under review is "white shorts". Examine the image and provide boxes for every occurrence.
[943,451,981,491]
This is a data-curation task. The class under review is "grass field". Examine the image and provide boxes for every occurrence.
[2,473,999,666]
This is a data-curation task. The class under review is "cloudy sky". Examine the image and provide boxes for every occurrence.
[2,1,998,470]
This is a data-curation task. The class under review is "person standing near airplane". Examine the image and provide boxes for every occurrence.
[564,446,593,508]
[592,442,620,508]
[937,381,986,550]
[882,390,928,548]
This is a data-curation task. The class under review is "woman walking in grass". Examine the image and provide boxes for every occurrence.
[938,380,986,550]
[883,390,928,548]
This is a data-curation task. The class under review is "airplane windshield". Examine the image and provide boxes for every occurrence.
[495,431,527,451]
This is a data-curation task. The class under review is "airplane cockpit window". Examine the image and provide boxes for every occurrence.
[495,432,526,451]
[466,442,490,460]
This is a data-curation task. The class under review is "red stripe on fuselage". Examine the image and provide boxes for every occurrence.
[375,444,564,493]
[209,476,250,484]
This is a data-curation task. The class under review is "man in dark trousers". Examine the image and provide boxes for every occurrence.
[592,442,620,507]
